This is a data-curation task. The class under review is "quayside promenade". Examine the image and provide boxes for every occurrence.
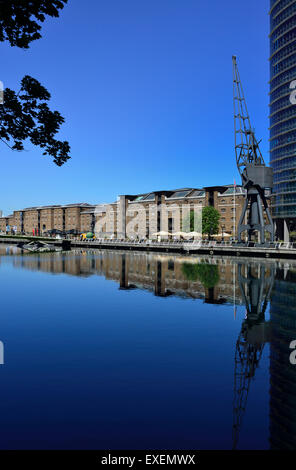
[1,235,296,260]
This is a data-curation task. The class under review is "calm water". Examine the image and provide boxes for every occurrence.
[0,244,295,450]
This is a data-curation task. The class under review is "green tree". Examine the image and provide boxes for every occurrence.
[0,0,70,165]
[202,206,220,239]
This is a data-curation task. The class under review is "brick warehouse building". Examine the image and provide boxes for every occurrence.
[0,203,96,235]
[0,184,271,239]
[95,185,270,240]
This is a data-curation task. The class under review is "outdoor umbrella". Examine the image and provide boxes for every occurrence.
[172,231,188,237]
[184,231,202,238]
[153,231,169,236]
[212,232,231,237]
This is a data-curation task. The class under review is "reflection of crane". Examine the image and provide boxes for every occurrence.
[232,56,274,243]
[232,263,274,449]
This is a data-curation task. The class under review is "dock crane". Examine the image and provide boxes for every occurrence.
[232,56,274,243]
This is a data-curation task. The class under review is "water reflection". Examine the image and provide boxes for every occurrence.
[1,245,296,449]
[2,247,245,303]
[233,263,274,449]
[270,268,296,450]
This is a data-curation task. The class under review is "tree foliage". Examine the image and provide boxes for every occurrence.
[202,206,220,237]
[0,0,68,49]
[0,0,70,165]
[0,75,70,165]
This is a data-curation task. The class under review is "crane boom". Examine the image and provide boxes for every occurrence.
[232,56,274,243]
[233,56,265,177]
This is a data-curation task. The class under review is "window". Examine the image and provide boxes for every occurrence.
[168,260,174,271]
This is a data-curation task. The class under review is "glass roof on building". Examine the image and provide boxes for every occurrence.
[221,187,245,195]
[188,190,205,198]
[168,190,191,199]
[143,193,155,200]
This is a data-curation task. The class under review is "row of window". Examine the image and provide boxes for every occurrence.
[271,152,296,168]
[271,0,296,20]
[272,204,296,215]
[270,116,296,137]
[219,198,236,203]
[273,180,296,191]
[271,38,296,67]
[270,49,296,78]
[270,64,296,89]
[220,208,236,213]
[271,24,296,54]
[270,101,296,126]
[270,82,289,104]
[273,193,296,203]
[270,93,291,115]
[273,168,296,181]
[270,16,296,44]
[270,129,296,149]
[270,2,296,33]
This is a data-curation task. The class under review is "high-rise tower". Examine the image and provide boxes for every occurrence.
[269,0,296,240]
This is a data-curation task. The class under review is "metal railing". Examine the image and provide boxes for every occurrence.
[2,233,296,251]
[76,238,296,250]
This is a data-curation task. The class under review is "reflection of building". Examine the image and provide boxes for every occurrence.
[232,262,296,450]
[233,263,274,449]
[269,0,296,238]
[8,249,244,303]
[269,269,296,449]
[3,246,296,448]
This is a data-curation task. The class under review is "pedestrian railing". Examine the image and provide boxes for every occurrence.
[12,235,296,251]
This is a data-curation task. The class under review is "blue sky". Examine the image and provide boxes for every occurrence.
[1,0,270,215]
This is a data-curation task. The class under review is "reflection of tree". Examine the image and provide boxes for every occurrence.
[182,262,220,288]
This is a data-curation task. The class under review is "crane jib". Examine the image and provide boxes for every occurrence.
[232,56,274,244]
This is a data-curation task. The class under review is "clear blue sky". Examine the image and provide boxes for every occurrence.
[1,0,270,215]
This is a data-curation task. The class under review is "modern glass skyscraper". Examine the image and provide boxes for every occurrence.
[269,0,296,240]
